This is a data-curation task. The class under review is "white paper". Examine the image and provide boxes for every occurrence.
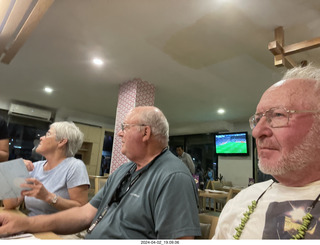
[0,233,38,240]
[205,189,229,194]
[0,158,30,199]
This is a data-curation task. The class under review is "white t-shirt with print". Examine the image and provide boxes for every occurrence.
[214,179,320,239]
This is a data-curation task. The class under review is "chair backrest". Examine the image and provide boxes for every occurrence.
[94,176,108,194]
[206,180,222,190]
[198,214,219,239]
[226,188,240,202]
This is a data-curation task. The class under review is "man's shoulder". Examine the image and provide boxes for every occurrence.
[154,150,191,175]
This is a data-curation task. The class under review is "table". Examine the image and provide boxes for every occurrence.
[217,186,243,194]
[198,190,229,212]
[0,207,61,239]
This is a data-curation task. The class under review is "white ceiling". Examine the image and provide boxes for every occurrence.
[1,0,320,135]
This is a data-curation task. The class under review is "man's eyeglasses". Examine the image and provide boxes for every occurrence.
[249,107,320,130]
[121,123,146,131]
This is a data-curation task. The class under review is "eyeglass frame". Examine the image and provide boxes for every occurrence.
[249,107,320,130]
[120,123,146,131]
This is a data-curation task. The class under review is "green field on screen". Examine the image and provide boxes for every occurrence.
[216,142,247,154]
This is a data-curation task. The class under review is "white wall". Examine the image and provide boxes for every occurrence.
[55,107,115,129]
[217,122,253,187]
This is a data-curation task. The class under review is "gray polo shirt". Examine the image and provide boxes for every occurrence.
[86,150,201,239]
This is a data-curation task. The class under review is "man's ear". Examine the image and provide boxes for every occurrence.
[142,126,151,141]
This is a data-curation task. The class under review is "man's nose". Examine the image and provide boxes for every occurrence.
[252,116,272,139]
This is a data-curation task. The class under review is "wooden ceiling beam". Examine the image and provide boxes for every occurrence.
[0,0,54,64]
[283,37,320,56]
[268,40,283,56]
[268,26,320,69]
[274,26,284,47]
[0,0,34,57]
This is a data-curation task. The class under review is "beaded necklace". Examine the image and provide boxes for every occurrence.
[233,181,320,240]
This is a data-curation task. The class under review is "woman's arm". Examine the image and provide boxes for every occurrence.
[46,185,89,210]
[0,139,9,162]
[20,178,89,210]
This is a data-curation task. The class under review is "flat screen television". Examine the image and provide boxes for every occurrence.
[215,132,249,156]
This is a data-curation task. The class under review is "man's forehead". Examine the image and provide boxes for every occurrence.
[125,109,139,122]
[268,78,316,93]
[256,79,316,111]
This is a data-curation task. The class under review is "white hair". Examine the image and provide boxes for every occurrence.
[282,63,320,82]
[135,106,169,146]
[50,121,84,157]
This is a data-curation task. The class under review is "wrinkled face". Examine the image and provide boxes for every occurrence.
[252,79,319,176]
[176,147,183,156]
[117,110,145,161]
[36,127,59,156]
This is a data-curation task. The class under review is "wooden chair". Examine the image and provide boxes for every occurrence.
[88,175,109,200]
[205,180,222,190]
[205,181,226,211]
[94,176,108,194]
[226,188,240,202]
[197,213,219,239]
[213,188,240,212]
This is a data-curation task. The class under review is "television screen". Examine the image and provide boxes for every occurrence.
[215,132,249,156]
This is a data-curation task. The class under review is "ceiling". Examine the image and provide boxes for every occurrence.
[1,0,320,135]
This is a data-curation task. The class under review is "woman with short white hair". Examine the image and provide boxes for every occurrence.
[4,121,90,216]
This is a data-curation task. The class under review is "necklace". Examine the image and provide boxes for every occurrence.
[233,181,320,240]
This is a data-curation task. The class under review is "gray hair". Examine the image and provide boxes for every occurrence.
[281,63,320,111]
[282,63,320,85]
[136,107,169,146]
[50,121,84,157]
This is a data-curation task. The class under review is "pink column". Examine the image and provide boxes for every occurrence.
[110,78,155,173]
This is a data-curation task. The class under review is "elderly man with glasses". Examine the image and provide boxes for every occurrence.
[214,64,320,240]
[0,106,201,239]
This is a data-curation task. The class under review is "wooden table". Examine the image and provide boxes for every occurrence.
[217,186,243,194]
[198,190,229,212]
[0,207,61,239]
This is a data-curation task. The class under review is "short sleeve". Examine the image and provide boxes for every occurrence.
[154,172,201,238]
[66,159,90,189]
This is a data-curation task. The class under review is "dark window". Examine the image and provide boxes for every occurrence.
[169,133,218,187]
[4,113,49,161]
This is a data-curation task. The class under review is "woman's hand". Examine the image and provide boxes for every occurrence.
[23,159,34,171]
[20,178,52,203]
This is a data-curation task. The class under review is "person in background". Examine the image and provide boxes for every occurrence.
[3,121,90,216]
[176,145,195,175]
[195,164,205,190]
[214,64,320,239]
[0,116,9,162]
[0,106,201,239]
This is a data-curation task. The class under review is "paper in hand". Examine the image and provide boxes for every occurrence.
[0,158,30,199]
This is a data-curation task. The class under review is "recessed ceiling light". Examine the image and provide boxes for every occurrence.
[92,58,104,66]
[217,108,225,114]
[44,87,53,94]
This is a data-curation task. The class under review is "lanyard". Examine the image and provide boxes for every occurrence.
[87,147,168,234]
